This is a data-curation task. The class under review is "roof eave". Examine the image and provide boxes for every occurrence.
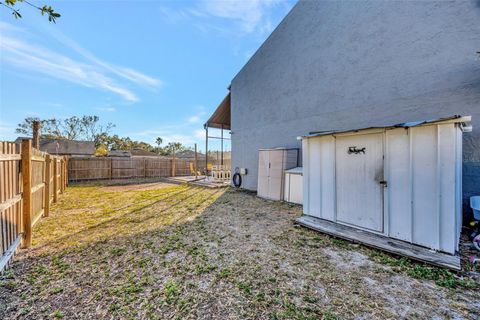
[300,115,472,139]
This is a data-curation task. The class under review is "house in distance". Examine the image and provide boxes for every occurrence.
[15,137,95,158]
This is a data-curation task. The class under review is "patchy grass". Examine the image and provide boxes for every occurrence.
[366,250,477,289]
[0,182,478,319]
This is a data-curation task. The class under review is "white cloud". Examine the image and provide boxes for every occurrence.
[0,21,23,33]
[162,134,197,145]
[0,33,138,102]
[46,102,64,108]
[0,23,162,102]
[0,119,15,139]
[128,122,207,147]
[244,49,255,60]
[188,115,201,123]
[127,124,230,153]
[48,29,162,89]
[199,0,287,35]
[133,129,199,146]
[96,107,116,112]
[114,67,162,88]
[186,105,207,124]
[0,124,13,133]
[158,7,191,24]
[194,129,206,139]
[159,0,292,37]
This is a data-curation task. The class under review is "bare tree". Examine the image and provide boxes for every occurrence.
[16,115,114,147]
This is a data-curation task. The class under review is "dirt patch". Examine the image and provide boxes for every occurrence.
[0,186,478,319]
[101,181,179,192]
[69,177,180,187]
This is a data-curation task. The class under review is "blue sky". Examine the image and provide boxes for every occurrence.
[0,0,295,151]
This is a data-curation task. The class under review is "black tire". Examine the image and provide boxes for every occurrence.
[232,173,242,188]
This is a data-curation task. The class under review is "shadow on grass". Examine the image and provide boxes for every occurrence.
[28,185,204,252]
[0,185,478,320]
[1,184,231,316]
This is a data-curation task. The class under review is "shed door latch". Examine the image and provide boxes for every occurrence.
[379,180,388,187]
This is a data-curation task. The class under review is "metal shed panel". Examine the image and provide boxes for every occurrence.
[385,128,412,242]
[306,140,321,218]
[438,124,457,253]
[385,124,460,254]
[455,128,463,251]
[303,136,336,220]
[335,132,384,232]
[302,139,310,214]
[411,126,440,250]
[319,136,336,221]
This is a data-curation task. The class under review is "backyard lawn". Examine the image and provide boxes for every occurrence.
[0,180,478,319]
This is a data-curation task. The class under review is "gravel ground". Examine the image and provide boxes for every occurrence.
[0,182,478,319]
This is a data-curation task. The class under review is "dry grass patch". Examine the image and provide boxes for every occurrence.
[0,183,478,319]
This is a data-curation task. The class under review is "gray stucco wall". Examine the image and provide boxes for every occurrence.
[230,0,480,218]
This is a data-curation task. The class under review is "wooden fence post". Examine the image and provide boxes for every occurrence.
[44,154,51,217]
[60,159,64,194]
[144,158,147,178]
[59,160,62,194]
[21,139,32,248]
[63,156,67,188]
[32,121,40,149]
[53,158,58,203]
[109,158,113,180]
[172,149,176,177]
[63,156,67,190]
[62,158,66,191]
[66,157,69,186]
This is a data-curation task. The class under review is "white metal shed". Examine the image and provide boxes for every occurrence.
[284,167,303,204]
[297,116,472,269]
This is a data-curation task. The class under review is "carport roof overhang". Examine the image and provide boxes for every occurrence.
[205,93,231,130]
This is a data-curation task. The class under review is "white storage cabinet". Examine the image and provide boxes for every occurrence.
[284,167,303,204]
[257,148,298,200]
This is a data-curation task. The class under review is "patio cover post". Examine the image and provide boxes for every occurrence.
[221,124,224,166]
[194,143,198,180]
[205,125,208,177]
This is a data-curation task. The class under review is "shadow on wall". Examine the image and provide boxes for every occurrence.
[465,11,480,218]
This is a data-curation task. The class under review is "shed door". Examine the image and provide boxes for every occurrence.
[257,151,270,198]
[267,150,284,200]
[257,150,284,200]
[335,133,384,232]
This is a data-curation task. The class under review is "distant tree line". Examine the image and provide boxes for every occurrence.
[16,115,190,156]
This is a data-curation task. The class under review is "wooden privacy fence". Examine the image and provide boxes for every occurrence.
[0,140,68,271]
[68,157,202,181]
